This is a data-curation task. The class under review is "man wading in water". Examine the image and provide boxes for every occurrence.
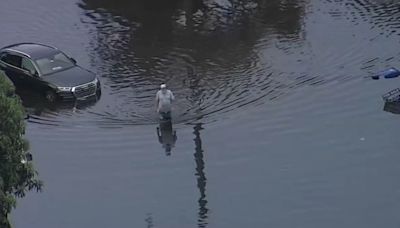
[155,83,175,120]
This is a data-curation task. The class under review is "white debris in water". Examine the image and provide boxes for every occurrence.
[360,137,365,141]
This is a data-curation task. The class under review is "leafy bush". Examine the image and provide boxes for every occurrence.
[0,71,42,228]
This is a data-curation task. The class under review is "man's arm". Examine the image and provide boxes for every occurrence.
[170,91,175,102]
[155,92,159,111]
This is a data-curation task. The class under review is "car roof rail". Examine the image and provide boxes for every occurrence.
[4,48,31,58]
[1,42,59,51]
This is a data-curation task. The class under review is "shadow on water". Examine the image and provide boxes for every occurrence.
[155,122,209,226]
[193,123,209,227]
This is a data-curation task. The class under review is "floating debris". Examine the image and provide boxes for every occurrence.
[372,67,400,80]
[382,88,400,102]
[383,101,400,115]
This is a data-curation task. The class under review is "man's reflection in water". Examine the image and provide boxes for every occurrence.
[156,120,177,156]
[145,213,154,228]
[193,123,209,228]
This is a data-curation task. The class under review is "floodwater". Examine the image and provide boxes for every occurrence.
[1,0,400,227]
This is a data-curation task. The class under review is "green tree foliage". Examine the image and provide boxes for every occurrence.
[0,71,43,227]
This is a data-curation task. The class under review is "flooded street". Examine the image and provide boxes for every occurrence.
[1,0,400,227]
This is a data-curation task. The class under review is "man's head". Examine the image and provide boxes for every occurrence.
[160,84,167,90]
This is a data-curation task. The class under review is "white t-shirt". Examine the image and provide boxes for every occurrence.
[156,89,175,112]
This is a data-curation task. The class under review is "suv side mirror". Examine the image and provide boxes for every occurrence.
[70,57,77,64]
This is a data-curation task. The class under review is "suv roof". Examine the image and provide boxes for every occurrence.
[1,43,60,60]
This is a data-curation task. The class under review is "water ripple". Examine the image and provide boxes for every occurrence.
[3,0,398,133]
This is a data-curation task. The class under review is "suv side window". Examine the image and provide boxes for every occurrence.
[21,57,37,75]
[0,52,8,63]
[2,53,22,68]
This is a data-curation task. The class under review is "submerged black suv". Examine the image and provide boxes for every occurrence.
[0,43,101,102]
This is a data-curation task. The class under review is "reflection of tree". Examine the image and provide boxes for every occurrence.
[79,0,306,81]
[79,0,306,117]
[193,123,208,227]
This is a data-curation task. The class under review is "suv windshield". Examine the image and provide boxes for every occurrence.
[35,52,74,75]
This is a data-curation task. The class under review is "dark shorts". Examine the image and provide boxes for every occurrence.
[159,111,171,120]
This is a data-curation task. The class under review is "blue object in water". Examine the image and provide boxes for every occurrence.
[372,67,400,80]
